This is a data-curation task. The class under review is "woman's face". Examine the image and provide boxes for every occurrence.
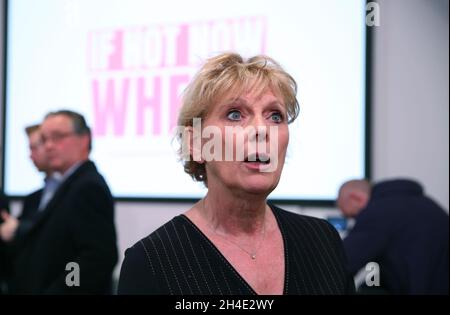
[201,89,289,197]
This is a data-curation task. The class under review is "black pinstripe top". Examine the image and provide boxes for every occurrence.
[118,205,355,295]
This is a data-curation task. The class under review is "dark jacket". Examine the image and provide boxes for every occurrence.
[20,189,43,220]
[9,160,118,294]
[344,179,449,294]
[1,189,42,293]
[0,192,9,214]
[11,189,43,243]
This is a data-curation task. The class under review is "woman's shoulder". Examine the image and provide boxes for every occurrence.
[126,215,189,256]
[118,215,190,294]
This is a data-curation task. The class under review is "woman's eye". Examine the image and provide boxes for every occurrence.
[270,112,283,123]
[227,110,242,121]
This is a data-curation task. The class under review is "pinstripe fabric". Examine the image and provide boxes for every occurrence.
[118,205,355,295]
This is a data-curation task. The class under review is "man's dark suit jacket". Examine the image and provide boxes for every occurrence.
[11,189,43,242]
[9,160,118,294]
[0,192,9,214]
[20,189,43,220]
[344,179,449,295]
[1,189,41,293]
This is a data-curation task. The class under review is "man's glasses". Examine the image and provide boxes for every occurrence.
[41,132,75,144]
[30,141,44,151]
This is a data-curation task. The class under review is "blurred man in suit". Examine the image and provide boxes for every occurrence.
[337,178,449,295]
[0,125,52,245]
[1,124,61,291]
[22,124,53,220]
[7,110,118,294]
[1,124,51,293]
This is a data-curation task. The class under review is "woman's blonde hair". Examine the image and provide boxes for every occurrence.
[177,52,300,184]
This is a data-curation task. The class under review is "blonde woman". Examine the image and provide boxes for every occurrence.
[118,53,354,295]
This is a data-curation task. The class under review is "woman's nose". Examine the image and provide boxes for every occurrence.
[248,115,268,142]
[249,114,265,127]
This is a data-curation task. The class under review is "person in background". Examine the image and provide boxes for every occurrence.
[0,125,54,245]
[0,124,56,293]
[337,178,449,295]
[118,52,355,295]
[7,110,118,294]
[22,124,56,219]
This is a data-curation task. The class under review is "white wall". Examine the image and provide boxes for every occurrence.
[1,0,449,279]
[372,0,449,210]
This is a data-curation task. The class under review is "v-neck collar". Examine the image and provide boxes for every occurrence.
[179,204,289,295]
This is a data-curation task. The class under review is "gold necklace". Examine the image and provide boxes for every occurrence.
[203,199,266,260]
